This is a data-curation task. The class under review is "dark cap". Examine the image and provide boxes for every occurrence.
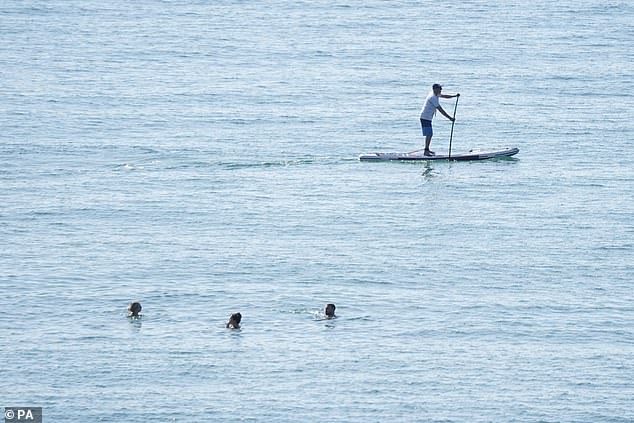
[432,83,442,90]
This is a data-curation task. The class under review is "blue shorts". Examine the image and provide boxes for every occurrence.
[420,119,433,137]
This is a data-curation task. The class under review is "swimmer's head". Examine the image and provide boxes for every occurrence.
[227,312,242,329]
[128,301,142,317]
[325,303,336,318]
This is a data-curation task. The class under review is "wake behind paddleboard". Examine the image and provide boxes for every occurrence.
[359,147,519,162]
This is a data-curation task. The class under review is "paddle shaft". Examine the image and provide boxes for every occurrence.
[448,96,459,158]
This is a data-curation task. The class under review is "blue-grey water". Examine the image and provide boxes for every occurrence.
[2,1,634,422]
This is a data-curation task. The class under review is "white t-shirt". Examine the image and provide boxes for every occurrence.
[419,92,440,120]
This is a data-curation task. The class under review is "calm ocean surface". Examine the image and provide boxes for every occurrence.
[2,1,634,421]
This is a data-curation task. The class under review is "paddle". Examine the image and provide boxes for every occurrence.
[448,94,460,159]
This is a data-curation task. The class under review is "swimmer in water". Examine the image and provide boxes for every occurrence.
[128,301,142,318]
[324,303,336,319]
[226,312,242,329]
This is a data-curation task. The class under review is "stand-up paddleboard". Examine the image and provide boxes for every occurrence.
[359,147,519,162]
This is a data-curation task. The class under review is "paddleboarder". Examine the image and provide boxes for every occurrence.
[420,84,459,156]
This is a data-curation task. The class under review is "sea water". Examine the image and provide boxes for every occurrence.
[1,1,633,421]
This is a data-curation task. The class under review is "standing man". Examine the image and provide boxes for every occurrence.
[419,83,459,156]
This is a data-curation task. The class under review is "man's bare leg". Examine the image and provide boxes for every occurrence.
[424,135,435,156]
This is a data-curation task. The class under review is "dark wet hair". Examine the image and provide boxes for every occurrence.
[432,83,442,90]
[230,312,242,324]
[325,303,336,317]
[128,301,142,316]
